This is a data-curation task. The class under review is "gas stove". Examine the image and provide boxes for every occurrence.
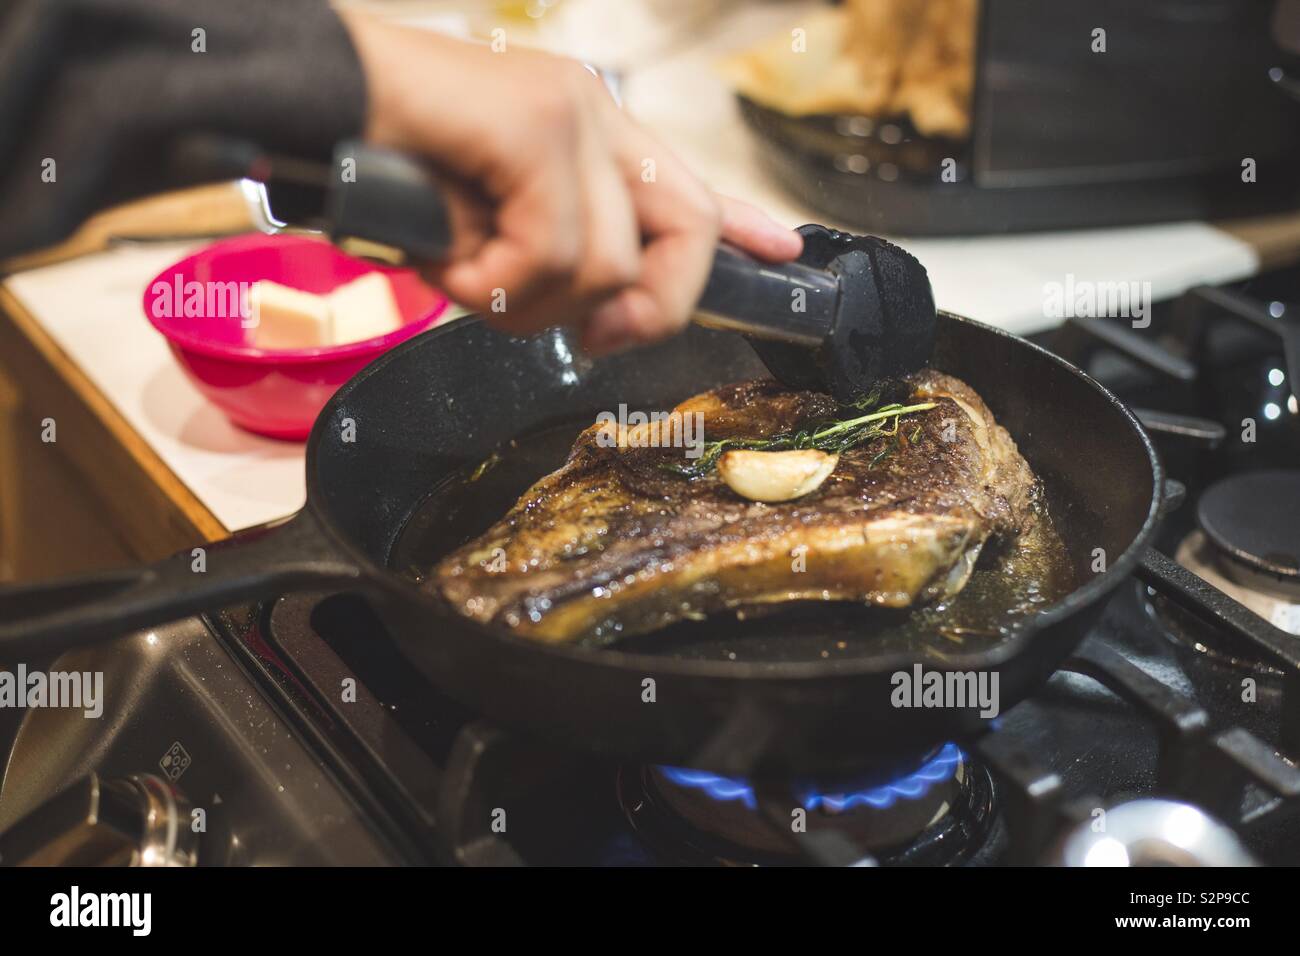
[3,272,1300,867]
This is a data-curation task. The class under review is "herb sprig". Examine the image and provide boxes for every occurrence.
[663,393,938,479]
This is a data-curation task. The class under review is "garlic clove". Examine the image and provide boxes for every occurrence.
[717,449,839,502]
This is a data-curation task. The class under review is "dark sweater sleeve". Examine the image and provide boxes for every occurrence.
[0,0,368,259]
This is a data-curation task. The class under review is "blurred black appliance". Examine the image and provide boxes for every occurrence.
[741,0,1300,234]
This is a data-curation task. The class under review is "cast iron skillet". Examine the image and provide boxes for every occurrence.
[0,311,1161,778]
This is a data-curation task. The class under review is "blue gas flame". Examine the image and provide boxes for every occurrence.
[658,743,963,812]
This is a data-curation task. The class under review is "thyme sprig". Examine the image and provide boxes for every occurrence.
[663,397,937,479]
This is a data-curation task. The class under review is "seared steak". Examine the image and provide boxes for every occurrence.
[435,371,1041,643]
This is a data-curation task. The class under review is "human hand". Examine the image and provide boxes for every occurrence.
[340,13,802,354]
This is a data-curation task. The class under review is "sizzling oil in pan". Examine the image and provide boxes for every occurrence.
[391,419,1078,664]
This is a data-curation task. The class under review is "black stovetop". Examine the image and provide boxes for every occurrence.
[201,548,1300,865]
[7,269,1297,867]
[186,266,1300,866]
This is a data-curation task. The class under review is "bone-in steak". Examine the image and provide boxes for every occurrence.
[435,371,1042,643]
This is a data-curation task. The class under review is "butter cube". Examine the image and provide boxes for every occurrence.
[249,281,332,350]
[327,272,404,345]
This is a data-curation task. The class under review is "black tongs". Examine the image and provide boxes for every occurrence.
[176,137,937,401]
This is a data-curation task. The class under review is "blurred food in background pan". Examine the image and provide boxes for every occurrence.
[720,0,977,139]
[720,0,1300,235]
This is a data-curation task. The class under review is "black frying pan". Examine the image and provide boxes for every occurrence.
[0,311,1161,778]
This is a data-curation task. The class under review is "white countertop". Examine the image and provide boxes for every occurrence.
[5,243,309,531]
[1,0,1265,533]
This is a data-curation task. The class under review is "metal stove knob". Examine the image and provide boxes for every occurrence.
[1055,799,1257,867]
[0,772,199,867]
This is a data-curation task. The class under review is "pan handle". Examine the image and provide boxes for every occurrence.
[0,510,363,661]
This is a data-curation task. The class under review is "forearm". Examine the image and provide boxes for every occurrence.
[0,0,367,260]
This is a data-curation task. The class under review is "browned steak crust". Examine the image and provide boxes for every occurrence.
[435,372,1039,643]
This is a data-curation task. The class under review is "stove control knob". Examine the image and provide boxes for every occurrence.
[1055,799,1256,867]
[0,773,199,867]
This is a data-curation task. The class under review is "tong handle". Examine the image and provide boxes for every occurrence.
[327,141,840,348]
[694,246,839,347]
[171,136,844,350]
[326,141,454,262]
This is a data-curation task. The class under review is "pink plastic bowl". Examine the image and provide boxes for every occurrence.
[142,234,449,440]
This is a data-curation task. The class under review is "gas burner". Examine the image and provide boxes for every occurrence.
[1174,532,1300,640]
[1198,470,1300,585]
[1164,471,1300,646]
[617,744,996,866]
